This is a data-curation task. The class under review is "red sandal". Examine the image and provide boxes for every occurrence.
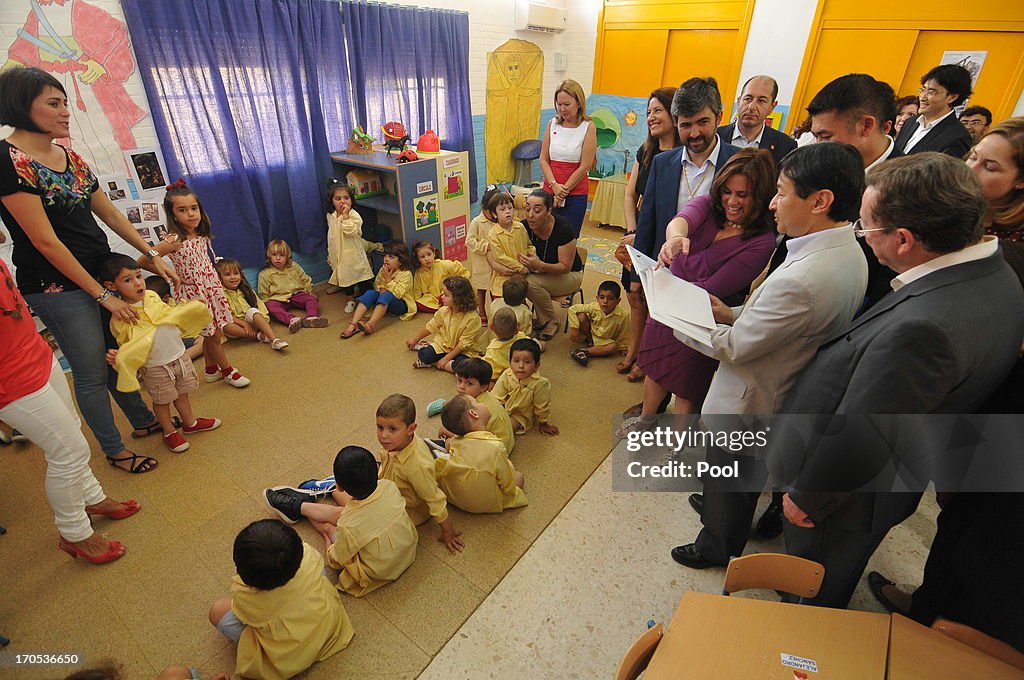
[356,320,375,335]
[58,536,126,564]
[85,499,140,520]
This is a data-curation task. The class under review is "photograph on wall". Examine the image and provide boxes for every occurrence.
[126,206,142,224]
[136,226,155,244]
[101,175,129,202]
[155,224,169,241]
[125,148,169,191]
[414,194,440,230]
[142,202,160,221]
[443,169,465,200]
[443,215,468,261]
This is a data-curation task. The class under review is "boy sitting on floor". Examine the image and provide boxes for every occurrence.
[567,280,631,367]
[437,358,516,455]
[483,307,530,381]
[493,338,558,436]
[489,276,533,336]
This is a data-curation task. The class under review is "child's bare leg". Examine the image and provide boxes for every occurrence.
[310,519,337,537]
[222,319,252,339]
[251,313,278,341]
[367,303,388,327]
[576,315,592,342]
[153,401,177,435]
[515,470,525,489]
[186,337,204,361]
[300,501,343,525]
[621,282,647,369]
[208,597,232,627]
[475,289,487,318]
[331,489,353,508]
[173,393,197,427]
[587,342,620,357]
[203,328,231,371]
[349,302,368,325]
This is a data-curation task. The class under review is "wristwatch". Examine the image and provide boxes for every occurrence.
[95,289,112,304]
[143,248,159,259]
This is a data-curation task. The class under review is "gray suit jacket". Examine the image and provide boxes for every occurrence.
[769,247,1024,531]
[677,225,867,416]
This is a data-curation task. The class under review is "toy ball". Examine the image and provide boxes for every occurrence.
[417,129,440,154]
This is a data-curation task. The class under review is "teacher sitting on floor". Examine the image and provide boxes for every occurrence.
[519,189,584,341]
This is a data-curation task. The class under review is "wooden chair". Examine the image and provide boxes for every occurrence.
[722,552,825,602]
[614,623,663,680]
[932,618,1024,671]
[560,245,588,332]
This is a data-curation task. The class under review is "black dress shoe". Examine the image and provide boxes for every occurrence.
[688,493,703,515]
[753,502,783,539]
[867,571,909,614]
[670,543,723,569]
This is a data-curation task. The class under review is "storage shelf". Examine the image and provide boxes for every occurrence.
[356,193,400,214]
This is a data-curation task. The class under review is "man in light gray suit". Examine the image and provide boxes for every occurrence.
[669,143,870,569]
[769,152,1024,607]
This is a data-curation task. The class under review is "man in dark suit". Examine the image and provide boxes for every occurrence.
[766,152,1024,609]
[894,64,973,158]
[718,75,796,169]
[633,76,738,271]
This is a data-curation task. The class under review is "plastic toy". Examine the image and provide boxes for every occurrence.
[416,129,440,154]
[346,125,374,154]
[396,149,419,164]
[345,168,385,199]
[382,121,410,156]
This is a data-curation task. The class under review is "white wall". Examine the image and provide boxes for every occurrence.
[732,0,818,123]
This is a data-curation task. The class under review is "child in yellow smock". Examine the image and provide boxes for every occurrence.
[437,395,527,513]
[492,338,559,436]
[145,275,203,361]
[489,275,534,335]
[441,358,515,454]
[407,275,483,372]
[568,280,631,367]
[216,258,288,351]
[209,520,354,680]
[99,254,220,455]
[411,240,470,313]
[340,241,417,338]
[486,192,535,297]
[376,394,464,554]
[258,240,327,333]
[466,187,502,322]
[483,307,531,379]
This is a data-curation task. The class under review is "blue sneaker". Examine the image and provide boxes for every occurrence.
[298,476,336,496]
[426,399,446,417]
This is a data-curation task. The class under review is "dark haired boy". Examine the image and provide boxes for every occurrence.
[445,358,516,454]
[567,280,631,367]
[492,338,558,436]
[490,275,533,334]
[208,519,354,679]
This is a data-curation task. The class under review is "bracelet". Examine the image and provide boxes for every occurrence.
[95,289,111,304]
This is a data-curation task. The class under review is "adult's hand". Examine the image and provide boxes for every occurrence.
[518,252,543,272]
[619,231,636,247]
[708,294,734,325]
[783,493,815,528]
[656,235,690,268]
[102,294,139,323]
[149,255,180,289]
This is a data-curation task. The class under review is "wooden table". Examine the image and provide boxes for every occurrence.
[888,613,1024,679]
[643,591,891,679]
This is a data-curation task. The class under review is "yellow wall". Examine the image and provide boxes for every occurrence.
[594,0,754,101]
[790,0,1024,130]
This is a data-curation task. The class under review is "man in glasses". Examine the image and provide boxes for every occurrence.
[894,64,973,157]
[960,106,992,145]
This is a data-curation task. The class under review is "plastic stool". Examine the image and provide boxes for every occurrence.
[511,139,542,186]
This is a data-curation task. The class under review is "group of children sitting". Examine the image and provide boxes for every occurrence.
[87,178,641,678]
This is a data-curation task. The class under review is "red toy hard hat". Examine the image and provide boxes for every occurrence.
[416,130,440,154]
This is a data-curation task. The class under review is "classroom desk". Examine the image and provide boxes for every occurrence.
[642,591,891,679]
[887,614,1024,679]
[588,174,629,229]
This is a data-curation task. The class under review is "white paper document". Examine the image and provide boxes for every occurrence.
[626,245,715,347]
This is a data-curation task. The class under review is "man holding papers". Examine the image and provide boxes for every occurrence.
[668,143,869,569]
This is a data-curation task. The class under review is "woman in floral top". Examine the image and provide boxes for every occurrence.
[0,67,178,474]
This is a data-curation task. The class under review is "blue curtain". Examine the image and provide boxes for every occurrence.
[122,0,353,267]
[341,1,477,202]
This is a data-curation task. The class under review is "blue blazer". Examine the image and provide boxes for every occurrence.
[632,137,738,281]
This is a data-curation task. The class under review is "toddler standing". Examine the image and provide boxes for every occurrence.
[208,520,354,680]
[258,240,327,333]
[156,180,250,387]
[486,192,535,298]
[466,186,502,322]
[99,254,221,453]
[437,395,527,514]
[411,240,470,313]
[493,338,559,436]
[324,181,374,313]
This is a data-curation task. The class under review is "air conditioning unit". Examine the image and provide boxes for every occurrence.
[515,1,567,33]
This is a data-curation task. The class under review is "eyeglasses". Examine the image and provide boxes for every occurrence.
[962,119,987,127]
[918,87,948,98]
[852,219,889,238]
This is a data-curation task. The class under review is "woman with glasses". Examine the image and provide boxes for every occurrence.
[893,64,972,158]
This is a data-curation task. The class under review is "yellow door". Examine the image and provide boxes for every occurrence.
[662,29,740,97]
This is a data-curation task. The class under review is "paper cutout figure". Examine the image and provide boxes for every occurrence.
[485,39,543,185]
[4,0,148,177]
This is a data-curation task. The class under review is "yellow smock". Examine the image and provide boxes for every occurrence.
[491,368,552,434]
[477,389,515,455]
[412,259,470,308]
[567,301,631,350]
[258,262,313,302]
[327,209,374,288]
[379,436,449,525]
[223,286,270,319]
[483,331,530,378]
[372,267,417,321]
[465,214,493,290]
[436,431,527,513]
[487,222,535,296]
[490,299,533,334]
[425,307,483,356]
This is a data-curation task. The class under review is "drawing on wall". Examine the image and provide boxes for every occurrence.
[443,215,467,261]
[941,50,987,113]
[485,39,543,185]
[585,94,649,178]
[414,194,439,230]
[3,0,149,177]
[443,169,464,200]
[127,149,167,191]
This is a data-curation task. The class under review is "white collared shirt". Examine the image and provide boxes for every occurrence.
[903,109,956,153]
[865,136,896,173]
[677,137,721,213]
[891,236,999,291]
[730,123,765,149]
[784,223,854,262]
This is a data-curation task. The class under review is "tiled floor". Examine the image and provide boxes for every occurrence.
[0,223,935,679]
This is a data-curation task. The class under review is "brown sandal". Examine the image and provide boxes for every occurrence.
[616,356,636,374]
[356,320,375,335]
[627,364,646,383]
[339,323,361,339]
